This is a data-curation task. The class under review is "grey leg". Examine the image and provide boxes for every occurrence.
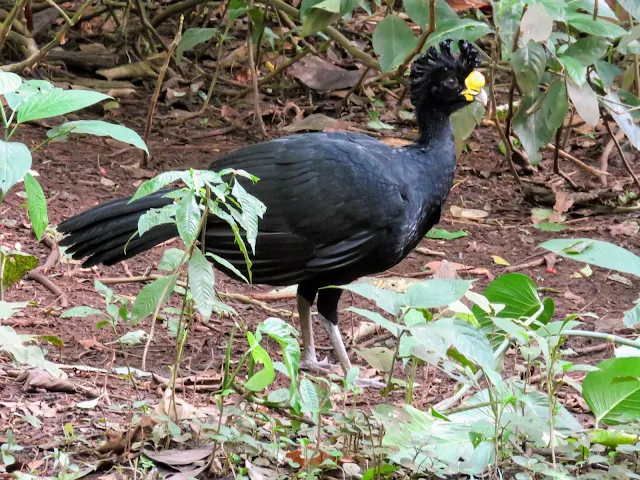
[297,294,332,372]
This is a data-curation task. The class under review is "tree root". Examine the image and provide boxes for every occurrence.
[26,271,68,307]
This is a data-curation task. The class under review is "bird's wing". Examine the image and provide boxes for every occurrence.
[202,132,406,284]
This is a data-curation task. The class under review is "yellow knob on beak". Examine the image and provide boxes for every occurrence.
[461,70,487,106]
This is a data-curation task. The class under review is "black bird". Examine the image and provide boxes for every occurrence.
[57,40,487,386]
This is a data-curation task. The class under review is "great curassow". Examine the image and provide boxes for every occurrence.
[57,39,487,387]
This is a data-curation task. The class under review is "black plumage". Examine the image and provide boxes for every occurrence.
[58,39,487,386]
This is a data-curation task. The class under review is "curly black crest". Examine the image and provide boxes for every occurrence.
[409,39,482,107]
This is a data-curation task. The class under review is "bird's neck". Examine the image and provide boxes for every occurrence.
[415,108,452,145]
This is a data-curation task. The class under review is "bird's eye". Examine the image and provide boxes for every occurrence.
[444,77,459,89]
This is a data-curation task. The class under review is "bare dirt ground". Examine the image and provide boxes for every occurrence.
[1,96,639,476]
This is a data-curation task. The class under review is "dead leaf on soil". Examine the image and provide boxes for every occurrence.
[17,369,74,393]
[100,177,116,187]
[143,445,214,466]
[120,163,156,179]
[564,290,584,305]
[609,221,639,237]
[381,137,413,147]
[281,113,348,133]
[78,337,104,350]
[449,205,489,221]
[287,56,372,91]
[426,260,492,280]
[221,105,245,128]
[608,273,633,287]
[551,190,574,223]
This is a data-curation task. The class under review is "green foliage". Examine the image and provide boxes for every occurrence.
[0,248,38,292]
[372,15,417,72]
[188,248,216,321]
[511,41,546,95]
[0,140,31,199]
[176,28,218,63]
[47,120,149,154]
[425,228,467,240]
[23,173,48,241]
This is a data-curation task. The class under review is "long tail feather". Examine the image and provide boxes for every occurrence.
[57,189,178,267]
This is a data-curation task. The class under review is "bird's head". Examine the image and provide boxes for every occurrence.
[409,39,487,116]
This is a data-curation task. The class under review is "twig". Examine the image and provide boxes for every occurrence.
[39,234,59,273]
[342,66,371,111]
[602,116,640,189]
[142,15,184,167]
[43,0,71,24]
[552,124,578,190]
[415,247,446,257]
[246,0,267,138]
[26,271,68,307]
[544,143,609,178]
[133,0,168,52]
[0,0,28,51]
[504,257,544,273]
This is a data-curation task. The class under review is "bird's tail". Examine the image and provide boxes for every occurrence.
[57,189,178,268]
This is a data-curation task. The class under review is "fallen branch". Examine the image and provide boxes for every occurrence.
[0,0,28,51]
[39,234,59,273]
[415,246,446,258]
[26,271,68,307]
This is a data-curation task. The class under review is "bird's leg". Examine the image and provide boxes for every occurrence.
[318,289,386,388]
[296,291,332,372]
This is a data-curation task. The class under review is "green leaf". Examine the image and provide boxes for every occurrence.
[620,24,640,49]
[301,0,342,36]
[47,120,148,153]
[299,377,320,413]
[131,171,186,201]
[404,279,473,309]
[594,61,622,90]
[1,250,38,292]
[188,248,216,321]
[564,37,610,66]
[520,3,553,43]
[511,41,547,95]
[3,79,53,112]
[567,0,618,19]
[131,275,176,325]
[513,80,569,164]
[451,102,485,143]
[245,332,275,391]
[176,190,201,245]
[362,465,398,480]
[347,307,402,336]
[475,273,552,321]
[176,28,217,63]
[583,357,640,425]
[230,179,266,254]
[16,88,111,124]
[0,140,32,197]
[566,79,599,127]
[372,15,417,72]
[0,72,22,95]
[61,306,104,318]
[425,18,492,49]
[446,318,496,371]
[137,205,177,237]
[539,238,640,277]
[403,0,457,28]
[623,302,640,327]
[158,248,185,272]
[367,110,394,130]
[23,173,48,241]
[567,12,627,38]
[425,228,467,240]
[0,325,62,377]
[559,55,587,86]
[206,252,249,283]
[228,0,248,20]
[0,300,28,320]
[603,91,640,150]
[339,283,401,315]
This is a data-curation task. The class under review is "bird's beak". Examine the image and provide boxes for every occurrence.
[461,70,487,106]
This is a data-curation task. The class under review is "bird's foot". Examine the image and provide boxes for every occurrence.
[353,376,387,389]
[299,356,336,373]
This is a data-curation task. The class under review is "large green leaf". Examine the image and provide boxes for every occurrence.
[583,357,640,425]
[0,250,38,292]
[0,140,32,197]
[567,12,627,38]
[61,306,105,318]
[24,173,49,241]
[0,325,62,376]
[539,238,640,278]
[188,248,216,321]
[563,37,610,66]
[131,171,186,202]
[404,279,473,310]
[566,0,618,19]
[425,18,492,49]
[452,102,485,144]
[137,205,177,237]
[512,80,569,164]
[47,120,148,153]
[339,283,402,315]
[594,60,622,90]
[301,0,342,36]
[0,301,28,320]
[372,15,417,72]
[403,0,457,28]
[558,55,587,86]
[511,41,546,95]
[603,91,640,150]
[176,28,217,63]
[16,88,111,124]
[245,332,276,391]
[131,275,177,325]
[176,190,201,245]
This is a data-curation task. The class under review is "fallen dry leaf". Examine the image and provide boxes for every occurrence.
[221,105,245,128]
[551,190,574,223]
[17,369,75,393]
[281,113,348,133]
[491,255,510,266]
[381,137,413,147]
[609,221,639,237]
[287,56,373,91]
[100,177,116,187]
[564,290,584,305]
[449,205,489,221]
[608,273,633,287]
